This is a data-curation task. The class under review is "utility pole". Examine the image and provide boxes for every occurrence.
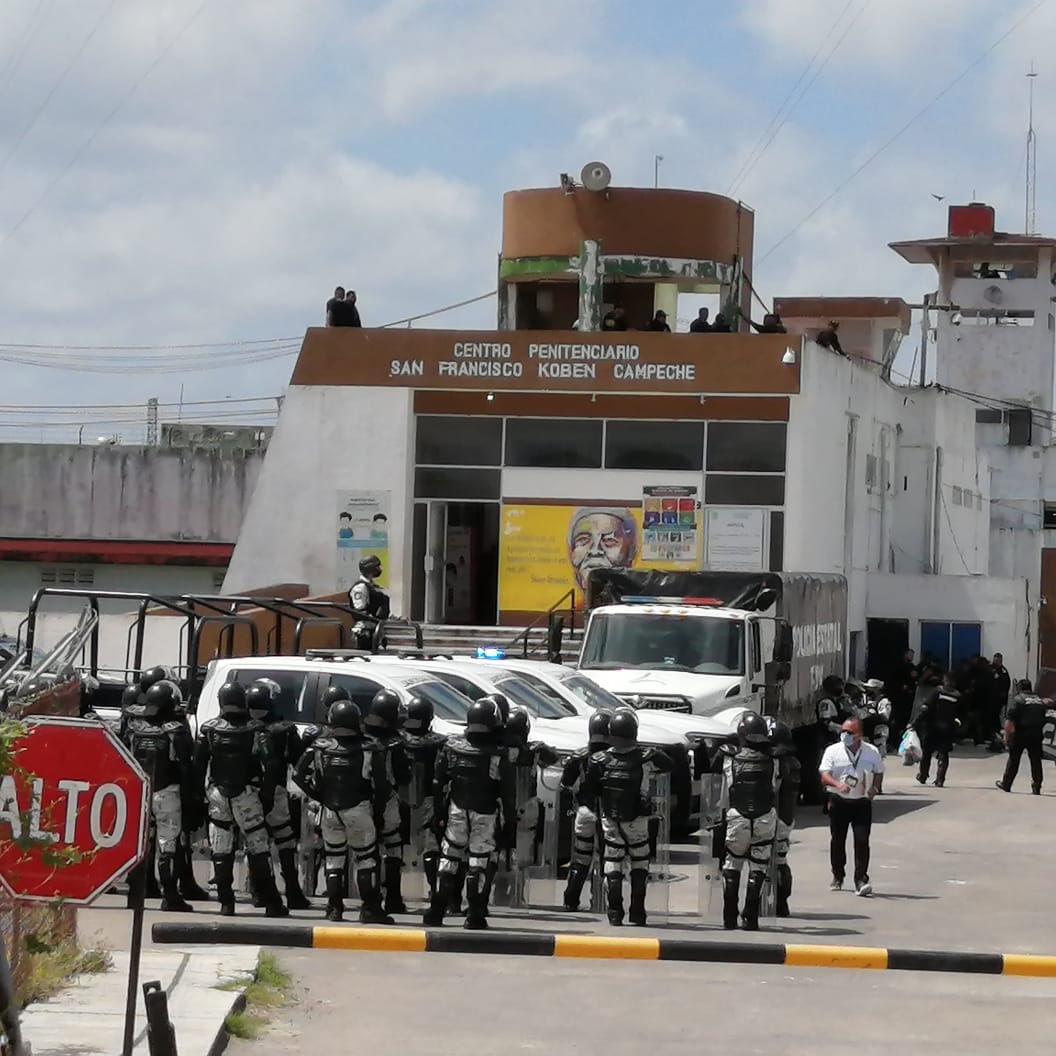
[654,154,664,188]
[146,397,159,446]
[1026,63,1038,234]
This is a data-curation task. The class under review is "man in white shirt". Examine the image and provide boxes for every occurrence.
[819,717,885,896]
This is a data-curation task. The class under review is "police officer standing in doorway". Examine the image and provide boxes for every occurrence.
[720,712,777,931]
[561,711,611,911]
[996,679,1048,795]
[583,708,671,927]
[349,554,390,650]
[195,682,288,917]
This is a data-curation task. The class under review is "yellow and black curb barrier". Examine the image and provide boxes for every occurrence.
[152,922,1056,978]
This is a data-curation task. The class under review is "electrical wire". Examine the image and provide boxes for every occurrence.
[379,290,496,328]
[939,486,974,574]
[0,0,50,93]
[0,0,210,252]
[727,0,867,196]
[0,0,119,183]
[758,0,1051,264]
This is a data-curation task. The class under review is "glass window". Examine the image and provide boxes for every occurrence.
[414,467,501,499]
[505,419,602,468]
[769,511,784,572]
[706,422,787,473]
[429,670,487,701]
[605,421,704,470]
[580,613,745,675]
[415,416,502,466]
[562,674,627,711]
[705,475,785,506]
[492,674,577,718]
[401,679,471,722]
[325,674,385,714]
[230,668,309,721]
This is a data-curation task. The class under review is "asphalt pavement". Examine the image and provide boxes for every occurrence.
[60,746,1055,1055]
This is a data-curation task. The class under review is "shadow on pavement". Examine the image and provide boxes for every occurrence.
[794,795,936,829]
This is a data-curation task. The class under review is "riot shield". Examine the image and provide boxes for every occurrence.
[297,795,322,897]
[494,761,561,910]
[698,773,726,920]
[402,758,431,904]
[643,771,671,924]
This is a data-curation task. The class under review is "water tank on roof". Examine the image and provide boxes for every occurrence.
[948,203,995,239]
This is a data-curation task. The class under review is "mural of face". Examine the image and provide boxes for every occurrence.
[568,508,637,590]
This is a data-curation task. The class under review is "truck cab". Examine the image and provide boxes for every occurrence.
[576,595,792,718]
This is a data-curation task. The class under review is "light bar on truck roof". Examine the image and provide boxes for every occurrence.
[475,646,507,659]
[619,595,724,606]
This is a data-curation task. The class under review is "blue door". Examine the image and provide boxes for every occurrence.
[920,621,951,670]
[950,623,982,667]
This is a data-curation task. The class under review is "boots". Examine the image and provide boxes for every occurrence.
[464,871,488,930]
[742,872,764,932]
[383,858,408,915]
[628,869,648,927]
[357,868,394,925]
[423,872,455,926]
[325,871,346,922]
[935,757,949,788]
[563,866,588,911]
[214,856,236,917]
[479,860,498,918]
[143,840,162,900]
[605,873,624,926]
[248,853,289,918]
[775,864,792,919]
[279,848,312,910]
[447,862,467,915]
[1033,782,1042,796]
[158,857,193,913]
[175,836,210,901]
[722,870,740,931]
[424,854,440,901]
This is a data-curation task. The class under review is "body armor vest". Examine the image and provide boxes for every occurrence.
[442,738,504,814]
[596,747,649,822]
[201,718,262,798]
[314,736,374,811]
[127,718,184,790]
[259,719,301,785]
[401,731,446,808]
[727,748,776,820]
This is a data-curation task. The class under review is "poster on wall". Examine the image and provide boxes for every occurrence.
[641,485,701,563]
[336,490,391,591]
[705,507,766,571]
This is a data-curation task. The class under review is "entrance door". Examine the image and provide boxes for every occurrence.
[866,618,909,686]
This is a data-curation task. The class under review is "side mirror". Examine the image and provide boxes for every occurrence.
[754,587,779,611]
[773,622,794,664]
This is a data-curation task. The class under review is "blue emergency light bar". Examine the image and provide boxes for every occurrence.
[620,595,724,606]
[475,646,507,659]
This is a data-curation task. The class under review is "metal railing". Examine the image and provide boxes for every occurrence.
[505,589,577,661]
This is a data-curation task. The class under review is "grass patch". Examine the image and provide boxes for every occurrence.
[17,930,112,1008]
[221,952,291,1040]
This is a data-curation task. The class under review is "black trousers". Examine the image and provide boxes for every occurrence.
[828,796,872,884]
[1002,736,1044,791]
[920,731,954,784]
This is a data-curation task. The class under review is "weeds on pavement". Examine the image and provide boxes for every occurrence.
[220,952,291,1040]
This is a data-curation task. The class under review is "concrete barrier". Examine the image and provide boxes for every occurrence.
[152,923,1056,977]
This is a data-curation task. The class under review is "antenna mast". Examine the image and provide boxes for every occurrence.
[1026,63,1038,235]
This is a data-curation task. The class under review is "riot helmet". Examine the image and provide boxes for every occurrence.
[246,679,280,720]
[766,717,794,749]
[737,710,770,747]
[466,698,500,735]
[480,693,510,725]
[120,684,140,711]
[359,554,382,578]
[322,685,351,710]
[143,680,181,719]
[365,688,402,733]
[139,665,176,693]
[506,707,531,744]
[328,699,362,736]
[608,707,639,749]
[404,695,434,733]
[217,680,248,717]
[587,710,612,748]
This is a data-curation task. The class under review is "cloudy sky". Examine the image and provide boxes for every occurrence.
[0,0,1051,439]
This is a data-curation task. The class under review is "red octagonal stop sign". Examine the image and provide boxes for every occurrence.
[0,716,149,904]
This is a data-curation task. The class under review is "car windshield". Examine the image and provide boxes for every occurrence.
[561,674,627,711]
[493,675,577,719]
[404,679,472,722]
[579,613,745,675]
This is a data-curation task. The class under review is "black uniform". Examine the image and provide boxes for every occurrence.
[999,693,1048,794]
[348,575,390,649]
[194,708,286,917]
[916,687,959,786]
[401,726,448,896]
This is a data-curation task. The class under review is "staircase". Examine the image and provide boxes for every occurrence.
[414,622,578,659]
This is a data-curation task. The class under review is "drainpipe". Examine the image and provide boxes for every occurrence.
[932,446,944,574]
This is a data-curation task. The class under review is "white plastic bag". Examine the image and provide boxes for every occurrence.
[899,728,922,766]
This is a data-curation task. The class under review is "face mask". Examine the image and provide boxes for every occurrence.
[841,732,857,748]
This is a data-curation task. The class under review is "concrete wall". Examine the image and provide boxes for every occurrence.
[866,572,1034,682]
[224,386,415,609]
[0,444,264,541]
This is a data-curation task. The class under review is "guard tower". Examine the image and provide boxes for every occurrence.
[499,164,754,333]
[890,204,1056,438]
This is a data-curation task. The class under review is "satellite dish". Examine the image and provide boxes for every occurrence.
[581,161,612,192]
[983,284,1004,305]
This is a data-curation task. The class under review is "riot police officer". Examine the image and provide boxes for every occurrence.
[582,708,672,927]
[246,679,311,909]
[194,681,287,917]
[349,554,390,650]
[561,710,611,911]
[123,680,200,912]
[364,688,411,915]
[400,695,448,902]
[769,719,800,918]
[293,689,392,924]
[425,698,516,929]
[720,712,777,931]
